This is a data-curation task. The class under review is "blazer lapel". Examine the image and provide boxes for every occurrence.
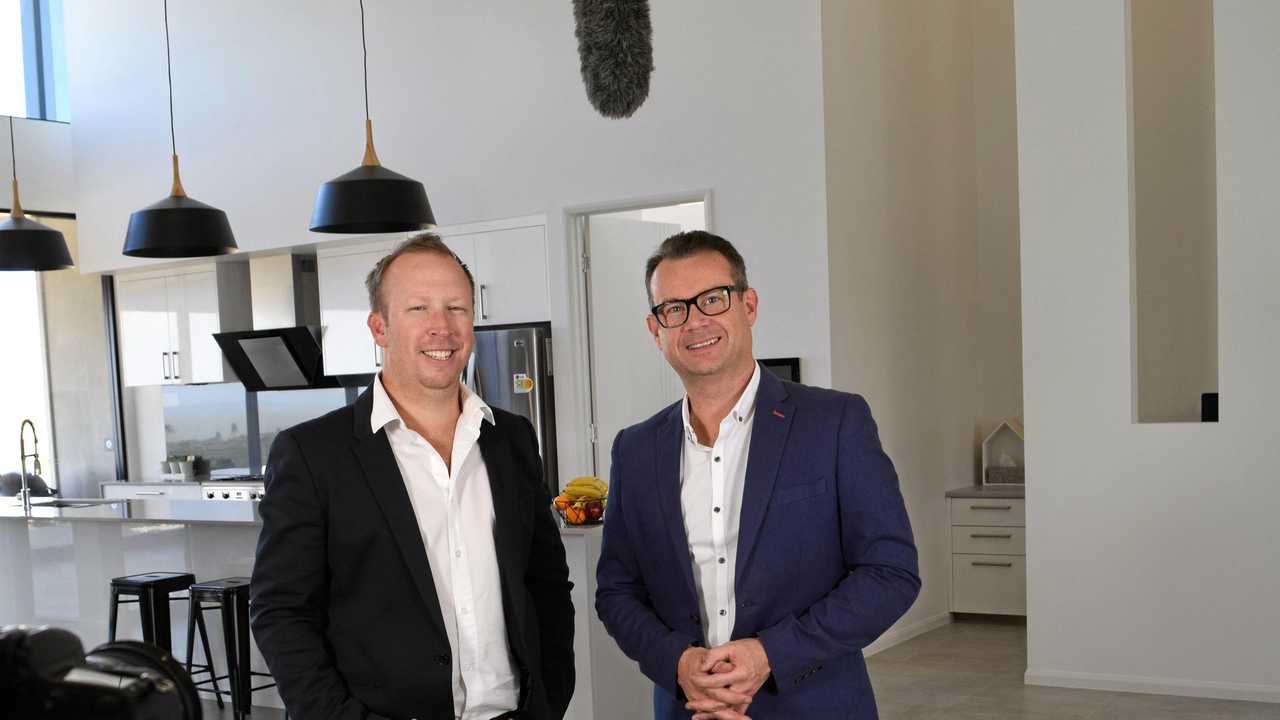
[477,422,526,625]
[653,404,699,604]
[350,387,448,641]
[735,368,795,579]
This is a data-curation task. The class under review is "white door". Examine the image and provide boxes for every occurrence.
[586,217,685,480]
[116,276,173,386]
[470,225,549,326]
[317,249,384,375]
[177,270,225,383]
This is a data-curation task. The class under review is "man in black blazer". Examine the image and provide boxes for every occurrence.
[250,235,574,720]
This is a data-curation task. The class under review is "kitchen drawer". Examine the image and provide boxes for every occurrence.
[951,498,1024,527]
[951,526,1025,556]
[102,485,203,501]
[952,554,1026,615]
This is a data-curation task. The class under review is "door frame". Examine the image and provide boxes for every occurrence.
[561,189,714,475]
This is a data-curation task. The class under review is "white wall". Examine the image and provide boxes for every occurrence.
[1018,0,1280,702]
[822,0,1023,648]
[64,0,832,480]
[0,117,75,214]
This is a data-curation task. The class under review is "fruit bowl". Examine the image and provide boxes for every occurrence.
[553,496,606,526]
[553,476,609,526]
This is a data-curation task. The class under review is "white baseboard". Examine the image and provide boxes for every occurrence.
[1025,669,1280,705]
[862,611,951,657]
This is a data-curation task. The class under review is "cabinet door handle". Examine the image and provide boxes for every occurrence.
[971,561,1013,567]
[135,491,165,496]
[479,284,489,320]
[970,533,1014,539]
[172,350,181,379]
[970,504,1013,511]
[162,352,171,380]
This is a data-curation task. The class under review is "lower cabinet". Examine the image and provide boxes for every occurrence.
[101,483,204,501]
[948,495,1027,615]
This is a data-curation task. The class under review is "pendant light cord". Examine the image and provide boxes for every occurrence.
[164,0,176,157]
[8,116,15,181]
[360,0,370,122]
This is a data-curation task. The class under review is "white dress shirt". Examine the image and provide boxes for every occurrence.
[371,376,519,720]
[679,363,761,648]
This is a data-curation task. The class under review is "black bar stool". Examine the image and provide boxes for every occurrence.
[108,571,195,652]
[187,577,281,719]
[109,570,224,710]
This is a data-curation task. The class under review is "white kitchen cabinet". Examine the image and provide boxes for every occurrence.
[445,224,549,326]
[115,263,251,387]
[948,491,1026,616]
[315,218,550,378]
[316,243,392,376]
[116,276,173,386]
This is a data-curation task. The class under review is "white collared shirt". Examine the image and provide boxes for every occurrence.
[371,376,519,720]
[679,363,761,648]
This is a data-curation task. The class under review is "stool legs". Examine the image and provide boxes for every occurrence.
[107,587,120,642]
[185,598,225,709]
[137,589,156,646]
[219,597,245,719]
[235,594,252,716]
[148,586,174,652]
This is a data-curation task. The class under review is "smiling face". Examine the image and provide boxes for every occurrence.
[646,250,758,383]
[368,250,474,398]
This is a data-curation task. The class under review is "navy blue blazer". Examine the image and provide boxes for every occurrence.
[595,366,920,719]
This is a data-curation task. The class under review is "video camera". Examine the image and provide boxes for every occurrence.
[0,625,201,719]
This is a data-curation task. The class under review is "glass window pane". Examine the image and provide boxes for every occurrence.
[0,0,27,117]
[0,271,56,490]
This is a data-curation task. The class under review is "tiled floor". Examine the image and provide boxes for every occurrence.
[867,617,1280,719]
[201,618,1279,719]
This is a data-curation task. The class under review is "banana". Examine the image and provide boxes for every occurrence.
[564,476,608,499]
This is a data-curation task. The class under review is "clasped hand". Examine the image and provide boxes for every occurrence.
[678,638,771,720]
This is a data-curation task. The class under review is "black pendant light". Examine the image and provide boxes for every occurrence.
[122,0,237,258]
[0,116,74,271]
[310,0,434,234]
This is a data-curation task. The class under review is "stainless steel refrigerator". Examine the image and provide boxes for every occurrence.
[465,323,558,495]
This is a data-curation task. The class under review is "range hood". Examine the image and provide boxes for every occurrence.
[213,254,340,391]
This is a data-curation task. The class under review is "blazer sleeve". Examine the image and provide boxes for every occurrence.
[517,417,576,719]
[595,429,700,699]
[755,394,922,691]
[249,429,389,720]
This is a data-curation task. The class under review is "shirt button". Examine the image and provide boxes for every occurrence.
[713,506,721,513]
[719,609,727,616]
[719,557,726,564]
[455,550,462,558]
[714,456,721,463]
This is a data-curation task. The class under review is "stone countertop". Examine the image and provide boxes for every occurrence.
[4,498,607,534]
[945,485,1025,499]
[0,498,264,525]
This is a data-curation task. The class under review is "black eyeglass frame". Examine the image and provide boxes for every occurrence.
[650,284,746,329]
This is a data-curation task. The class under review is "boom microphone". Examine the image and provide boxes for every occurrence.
[572,0,654,118]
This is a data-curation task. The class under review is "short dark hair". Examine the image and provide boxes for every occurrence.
[644,230,749,305]
[366,233,476,315]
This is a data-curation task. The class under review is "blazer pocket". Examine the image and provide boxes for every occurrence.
[773,476,829,505]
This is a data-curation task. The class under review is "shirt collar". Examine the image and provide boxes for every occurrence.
[371,373,495,434]
[681,362,762,444]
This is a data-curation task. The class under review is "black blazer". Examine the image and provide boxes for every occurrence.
[250,388,575,720]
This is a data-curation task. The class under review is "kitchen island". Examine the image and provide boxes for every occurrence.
[0,501,646,719]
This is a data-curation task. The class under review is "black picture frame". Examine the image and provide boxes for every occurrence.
[760,357,801,383]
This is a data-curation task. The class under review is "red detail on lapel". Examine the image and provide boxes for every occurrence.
[772,409,786,419]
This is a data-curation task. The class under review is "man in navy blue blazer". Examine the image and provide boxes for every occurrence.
[596,231,920,719]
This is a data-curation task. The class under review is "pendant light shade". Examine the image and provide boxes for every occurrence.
[1,117,74,271]
[310,1,434,234]
[122,0,237,259]
[123,156,237,258]
[310,122,434,233]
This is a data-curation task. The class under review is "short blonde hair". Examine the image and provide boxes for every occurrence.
[365,233,475,315]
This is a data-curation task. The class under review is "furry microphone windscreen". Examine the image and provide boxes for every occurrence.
[573,0,654,119]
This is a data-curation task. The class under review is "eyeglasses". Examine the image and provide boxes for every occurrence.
[650,285,744,329]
